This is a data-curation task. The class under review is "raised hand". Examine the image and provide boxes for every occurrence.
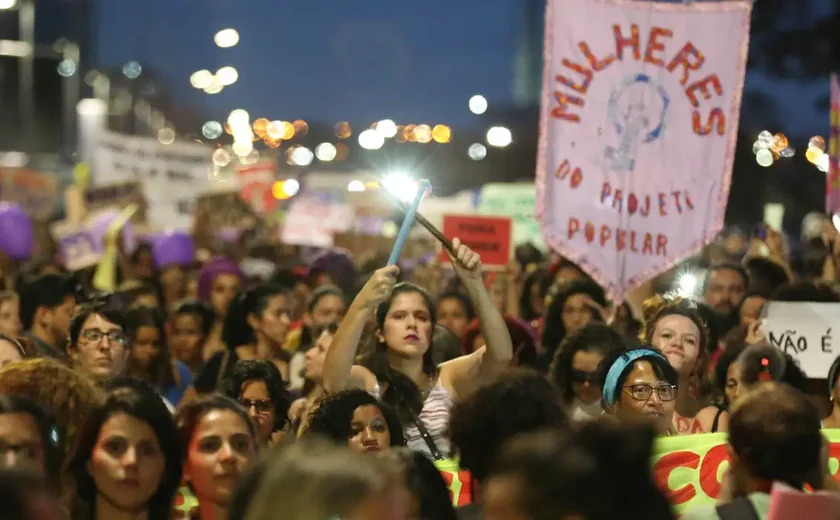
[447,237,482,282]
[357,265,400,309]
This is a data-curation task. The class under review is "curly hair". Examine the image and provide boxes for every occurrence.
[541,279,607,360]
[0,358,103,471]
[449,369,570,482]
[303,389,404,447]
[549,324,628,405]
[223,359,293,431]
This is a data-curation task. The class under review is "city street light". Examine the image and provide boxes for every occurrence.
[214,29,239,48]
[0,0,18,10]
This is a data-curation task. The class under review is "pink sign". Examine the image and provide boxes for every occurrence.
[537,0,751,302]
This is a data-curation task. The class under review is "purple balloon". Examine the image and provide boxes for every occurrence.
[153,230,195,268]
[89,209,136,254]
[0,202,34,260]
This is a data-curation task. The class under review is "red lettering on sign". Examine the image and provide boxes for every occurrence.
[644,27,673,67]
[693,109,726,136]
[579,41,615,71]
[654,450,700,504]
[555,160,583,188]
[666,43,706,86]
[567,218,669,257]
[613,24,640,61]
[699,444,729,499]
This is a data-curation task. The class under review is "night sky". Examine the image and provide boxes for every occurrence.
[90,0,828,136]
[91,0,521,129]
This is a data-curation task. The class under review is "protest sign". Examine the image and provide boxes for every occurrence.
[281,197,354,248]
[0,168,58,220]
[478,183,546,251]
[651,429,840,516]
[193,191,258,250]
[84,182,147,223]
[435,459,473,507]
[236,161,277,214]
[537,0,751,302]
[93,131,212,230]
[440,215,512,268]
[50,220,102,272]
[760,301,840,379]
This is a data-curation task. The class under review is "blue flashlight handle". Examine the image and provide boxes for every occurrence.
[387,182,429,266]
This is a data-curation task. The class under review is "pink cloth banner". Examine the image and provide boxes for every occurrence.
[827,74,840,214]
[537,0,751,302]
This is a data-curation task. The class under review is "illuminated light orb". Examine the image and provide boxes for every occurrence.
[358,129,385,150]
[76,98,107,117]
[486,126,512,147]
[252,118,270,137]
[216,66,238,86]
[0,0,19,9]
[395,126,407,143]
[779,147,795,158]
[816,153,830,173]
[232,140,253,157]
[414,124,432,144]
[203,79,223,94]
[376,119,398,138]
[382,172,418,203]
[469,95,488,115]
[214,29,240,48]
[157,128,175,145]
[833,214,840,234]
[292,120,309,137]
[57,59,77,77]
[202,121,223,139]
[809,136,826,152]
[771,133,788,153]
[752,141,763,155]
[122,61,142,79]
[381,221,399,239]
[757,130,773,149]
[266,121,284,140]
[315,143,337,162]
[755,148,774,167]
[335,122,352,139]
[805,147,823,164]
[190,70,214,89]
[404,124,417,142]
[675,271,700,297]
[468,143,487,160]
[291,146,314,166]
[227,109,250,128]
[280,121,295,140]
[272,181,291,200]
[334,143,350,161]
[212,148,231,166]
[432,125,451,144]
[347,180,365,192]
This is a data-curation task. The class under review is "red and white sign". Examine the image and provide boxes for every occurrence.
[440,215,512,268]
[281,198,354,248]
[236,162,277,214]
[537,0,751,301]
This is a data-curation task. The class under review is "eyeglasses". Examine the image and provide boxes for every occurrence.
[80,329,126,346]
[239,398,273,414]
[570,369,596,384]
[623,383,677,402]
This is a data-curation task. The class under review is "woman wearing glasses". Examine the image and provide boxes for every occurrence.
[66,302,129,383]
[548,324,626,421]
[223,360,292,446]
[598,347,679,436]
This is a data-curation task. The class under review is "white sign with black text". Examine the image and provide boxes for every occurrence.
[761,302,840,379]
[93,131,213,230]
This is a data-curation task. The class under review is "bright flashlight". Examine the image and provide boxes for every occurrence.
[381,172,419,203]
[675,271,701,298]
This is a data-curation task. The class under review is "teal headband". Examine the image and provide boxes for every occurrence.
[602,349,668,406]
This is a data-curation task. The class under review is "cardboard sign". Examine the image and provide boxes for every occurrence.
[236,162,277,214]
[537,0,751,302]
[0,168,58,220]
[440,215,511,268]
[760,302,840,379]
[85,182,147,223]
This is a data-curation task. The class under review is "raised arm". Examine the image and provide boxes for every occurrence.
[321,265,399,393]
[451,238,514,372]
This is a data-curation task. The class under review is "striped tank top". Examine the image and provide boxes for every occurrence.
[372,379,453,458]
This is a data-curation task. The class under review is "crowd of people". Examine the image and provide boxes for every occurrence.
[0,219,839,519]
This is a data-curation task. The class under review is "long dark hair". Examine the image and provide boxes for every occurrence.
[360,283,437,422]
[124,307,175,389]
[66,386,182,520]
[222,284,288,350]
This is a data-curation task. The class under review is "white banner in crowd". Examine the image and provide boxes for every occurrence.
[93,131,213,230]
[762,302,840,379]
[281,197,355,248]
[537,0,751,301]
[479,183,547,251]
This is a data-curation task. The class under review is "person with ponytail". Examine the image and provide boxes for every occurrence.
[187,283,292,399]
[641,295,729,434]
[322,238,513,459]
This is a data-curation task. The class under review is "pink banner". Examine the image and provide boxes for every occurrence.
[536,0,751,302]
[827,74,840,214]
